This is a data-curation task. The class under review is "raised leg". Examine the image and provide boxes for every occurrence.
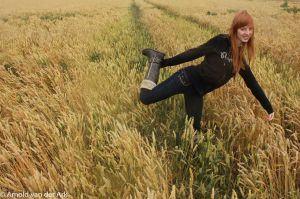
[140,70,191,105]
[140,49,165,90]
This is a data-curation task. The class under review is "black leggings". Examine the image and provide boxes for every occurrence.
[140,69,203,131]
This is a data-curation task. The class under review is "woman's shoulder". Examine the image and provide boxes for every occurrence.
[209,34,229,41]
[202,34,230,50]
[206,33,228,44]
[215,33,230,42]
[208,34,230,47]
[218,33,229,38]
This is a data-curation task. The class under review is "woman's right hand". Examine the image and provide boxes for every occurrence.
[266,112,274,121]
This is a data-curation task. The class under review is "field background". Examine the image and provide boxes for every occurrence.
[0,0,299,198]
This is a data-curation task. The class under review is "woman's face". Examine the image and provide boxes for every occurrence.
[237,25,253,43]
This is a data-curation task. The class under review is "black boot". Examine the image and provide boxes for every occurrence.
[140,49,165,90]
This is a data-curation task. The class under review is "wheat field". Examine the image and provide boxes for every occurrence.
[0,0,299,198]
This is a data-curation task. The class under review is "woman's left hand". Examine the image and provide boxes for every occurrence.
[266,112,274,121]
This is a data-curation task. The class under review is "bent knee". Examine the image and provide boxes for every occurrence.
[139,89,153,105]
[139,93,152,105]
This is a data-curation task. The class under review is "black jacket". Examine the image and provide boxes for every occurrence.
[162,34,273,114]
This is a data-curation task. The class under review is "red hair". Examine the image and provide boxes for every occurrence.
[228,10,255,74]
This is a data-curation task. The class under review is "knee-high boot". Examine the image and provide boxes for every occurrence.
[140,48,165,90]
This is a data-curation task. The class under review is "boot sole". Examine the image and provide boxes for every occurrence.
[142,48,165,59]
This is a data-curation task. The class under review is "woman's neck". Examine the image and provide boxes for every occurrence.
[238,40,243,47]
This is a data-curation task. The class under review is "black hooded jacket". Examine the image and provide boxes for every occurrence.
[162,34,273,114]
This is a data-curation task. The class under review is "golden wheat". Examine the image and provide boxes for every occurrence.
[0,0,299,198]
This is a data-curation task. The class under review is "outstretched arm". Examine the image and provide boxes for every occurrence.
[162,35,219,68]
[239,63,274,120]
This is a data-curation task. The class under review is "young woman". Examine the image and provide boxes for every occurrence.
[139,10,274,132]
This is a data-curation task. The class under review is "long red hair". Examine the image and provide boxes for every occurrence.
[228,10,255,74]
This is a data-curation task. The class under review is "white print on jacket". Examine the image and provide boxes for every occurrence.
[220,51,232,63]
